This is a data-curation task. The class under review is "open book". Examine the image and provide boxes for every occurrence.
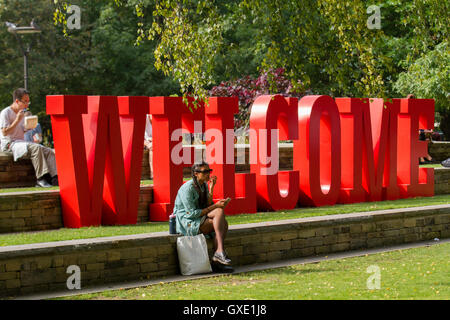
[24,115,38,130]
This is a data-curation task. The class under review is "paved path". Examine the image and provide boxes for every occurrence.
[17,238,449,300]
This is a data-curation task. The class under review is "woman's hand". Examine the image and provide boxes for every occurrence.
[215,198,231,209]
[209,175,217,192]
[214,200,226,209]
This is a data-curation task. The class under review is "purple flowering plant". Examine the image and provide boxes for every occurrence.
[209,68,309,130]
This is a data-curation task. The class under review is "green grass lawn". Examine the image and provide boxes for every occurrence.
[0,194,449,247]
[421,163,446,168]
[59,242,450,300]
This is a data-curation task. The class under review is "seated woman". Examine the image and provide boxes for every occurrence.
[174,161,232,265]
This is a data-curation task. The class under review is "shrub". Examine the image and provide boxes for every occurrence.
[209,68,309,129]
[394,42,450,140]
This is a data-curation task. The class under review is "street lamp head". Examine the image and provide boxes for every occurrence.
[5,22,17,29]
[30,19,40,29]
[5,20,42,91]
[5,20,41,34]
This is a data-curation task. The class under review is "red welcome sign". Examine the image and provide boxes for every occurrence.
[47,95,434,228]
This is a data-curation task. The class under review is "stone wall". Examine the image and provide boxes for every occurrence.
[0,187,152,234]
[0,153,36,188]
[435,168,450,195]
[0,145,294,187]
[0,190,62,233]
[1,168,450,235]
[429,141,450,162]
[0,204,448,298]
[140,144,294,180]
[2,142,448,187]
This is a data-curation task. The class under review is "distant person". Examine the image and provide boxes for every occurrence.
[419,129,433,164]
[23,110,42,143]
[0,88,58,187]
[144,115,153,179]
[442,158,450,168]
[407,94,433,164]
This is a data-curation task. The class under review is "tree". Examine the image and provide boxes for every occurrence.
[49,0,450,135]
[0,0,101,145]
[394,41,450,139]
[1,0,179,145]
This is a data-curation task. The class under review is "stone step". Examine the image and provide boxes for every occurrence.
[0,204,448,298]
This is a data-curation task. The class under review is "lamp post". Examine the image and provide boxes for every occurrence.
[5,20,42,91]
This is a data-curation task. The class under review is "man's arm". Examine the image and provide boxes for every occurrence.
[1,109,25,137]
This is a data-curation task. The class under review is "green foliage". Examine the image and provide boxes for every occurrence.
[0,0,179,145]
[394,41,449,113]
[394,41,450,138]
[148,0,226,108]
[0,0,100,145]
[48,1,448,102]
[90,2,180,96]
[4,0,448,135]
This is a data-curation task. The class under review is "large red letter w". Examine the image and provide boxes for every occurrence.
[47,95,149,228]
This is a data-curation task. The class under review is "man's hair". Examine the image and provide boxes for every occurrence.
[13,88,29,102]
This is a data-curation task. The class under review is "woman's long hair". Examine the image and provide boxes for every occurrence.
[191,161,209,209]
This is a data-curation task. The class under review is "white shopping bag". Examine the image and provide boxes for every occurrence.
[176,234,212,275]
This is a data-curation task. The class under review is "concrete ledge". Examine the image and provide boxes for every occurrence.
[2,142,448,187]
[18,238,450,300]
[0,145,294,187]
[0,152,35,188]
[0,204,449,298]
[0,186,153,234]
[429,141,450,162]
[1,167,450,234]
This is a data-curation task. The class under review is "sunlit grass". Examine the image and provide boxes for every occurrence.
[60,242,450,300]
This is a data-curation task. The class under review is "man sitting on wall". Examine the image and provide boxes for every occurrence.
[0,88,58,187]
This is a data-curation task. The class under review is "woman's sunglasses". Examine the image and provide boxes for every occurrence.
[195,169,213,174]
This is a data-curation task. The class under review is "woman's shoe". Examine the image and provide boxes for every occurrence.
[212,251,232,265]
